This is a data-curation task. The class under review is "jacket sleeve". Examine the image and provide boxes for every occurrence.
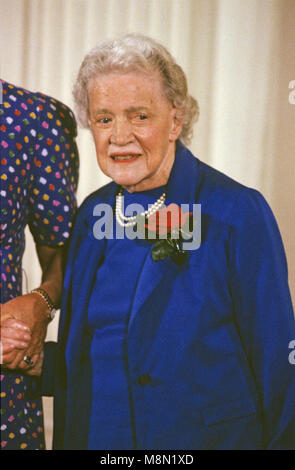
[228,188,295,449]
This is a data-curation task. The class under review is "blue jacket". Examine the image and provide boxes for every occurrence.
[44,142,295,449]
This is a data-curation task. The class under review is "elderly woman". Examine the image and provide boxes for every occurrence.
[40,34,294,450]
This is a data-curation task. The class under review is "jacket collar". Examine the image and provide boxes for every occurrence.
[165,141,199,205]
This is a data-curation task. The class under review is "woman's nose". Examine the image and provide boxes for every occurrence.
[110,118,133,144]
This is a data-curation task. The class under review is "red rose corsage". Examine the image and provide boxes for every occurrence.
[136,203,193,265]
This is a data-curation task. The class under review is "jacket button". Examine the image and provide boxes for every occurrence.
[138,374,152,386]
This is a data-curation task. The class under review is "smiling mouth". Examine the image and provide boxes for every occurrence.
[111,154,141,162]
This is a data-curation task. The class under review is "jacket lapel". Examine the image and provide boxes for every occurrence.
[128,142,199,331]
[61,183,118,370]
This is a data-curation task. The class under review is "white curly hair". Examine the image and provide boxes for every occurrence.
[73,34,199,145]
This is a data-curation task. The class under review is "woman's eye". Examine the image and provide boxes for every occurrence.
[97,117,111,124]
[137,114,148,121]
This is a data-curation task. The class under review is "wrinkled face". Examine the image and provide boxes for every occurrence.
[88,71,183,192]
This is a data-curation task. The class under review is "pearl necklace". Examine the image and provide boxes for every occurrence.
[115,187,166,227]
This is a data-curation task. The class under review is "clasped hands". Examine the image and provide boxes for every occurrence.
[0,293,48,376]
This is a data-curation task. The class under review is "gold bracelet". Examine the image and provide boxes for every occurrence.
[31,288,57,321]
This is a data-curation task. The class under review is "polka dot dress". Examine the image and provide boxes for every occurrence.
[0,80,79,449]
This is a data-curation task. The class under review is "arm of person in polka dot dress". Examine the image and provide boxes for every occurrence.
[0,85,79,373]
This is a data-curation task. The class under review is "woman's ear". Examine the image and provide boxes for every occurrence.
[169,107,184,142]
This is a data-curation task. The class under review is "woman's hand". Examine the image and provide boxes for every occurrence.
[26,350,44,376]
[0,317,32,364]
[1,245,64,371]
[0,294,49,370]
